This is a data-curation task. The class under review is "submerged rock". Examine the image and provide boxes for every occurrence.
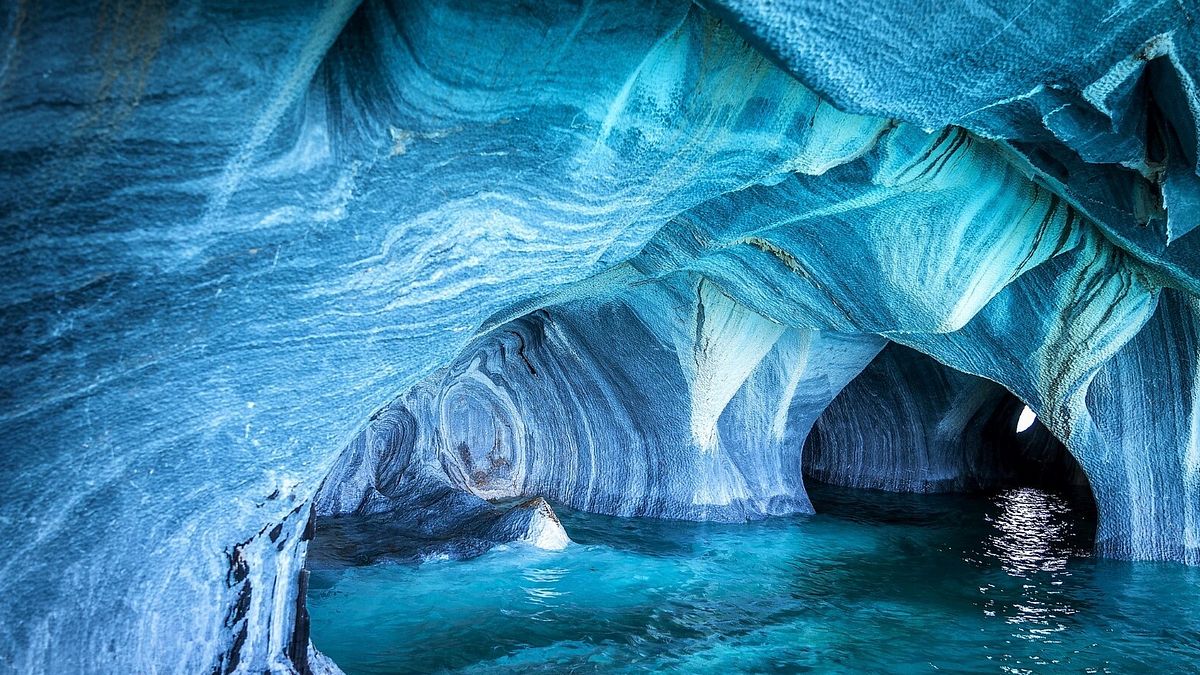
[489,497,571,552]
[310,480,570,567]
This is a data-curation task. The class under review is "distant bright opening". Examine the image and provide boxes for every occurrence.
[1016,405,1037,433]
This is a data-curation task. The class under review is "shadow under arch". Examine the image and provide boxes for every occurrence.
[801,342,1099,550]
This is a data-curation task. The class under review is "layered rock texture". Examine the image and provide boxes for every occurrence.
[315,276,884,526]
[1,0,1197,672]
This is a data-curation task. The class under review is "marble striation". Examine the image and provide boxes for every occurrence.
[1,0,1197,672]
[315,274,884,529]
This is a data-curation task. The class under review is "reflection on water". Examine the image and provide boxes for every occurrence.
[979,487,1092,662]
[307,485,1200,674]
[986,487,1078,576]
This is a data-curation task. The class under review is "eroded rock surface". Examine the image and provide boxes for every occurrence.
[1,0,1198,671]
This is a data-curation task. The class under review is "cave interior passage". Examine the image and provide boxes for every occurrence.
[309,308,1099,569]
[803,344,1095,503]
[801,343,1097,539]
[305,324,1110,674]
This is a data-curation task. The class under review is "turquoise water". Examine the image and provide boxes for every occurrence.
[307,486,1200,673]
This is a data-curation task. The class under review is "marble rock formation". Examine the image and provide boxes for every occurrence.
[1,0,1197,672]
[314,274,884,535]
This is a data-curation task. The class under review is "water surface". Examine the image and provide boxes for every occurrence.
[307,485,1200,673]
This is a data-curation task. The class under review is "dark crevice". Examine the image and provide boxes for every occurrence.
[802,343,1098,544]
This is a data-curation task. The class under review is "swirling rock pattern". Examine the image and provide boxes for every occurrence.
[630,124,1085,332]
[315,274,886,524]
[1,0,1197,671]
[1082,289,1200,564]
[707,0,1200,288]
[0,3,884,670]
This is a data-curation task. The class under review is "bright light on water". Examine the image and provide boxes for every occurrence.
[307,486,1200,673]
[1016,405,1037,433]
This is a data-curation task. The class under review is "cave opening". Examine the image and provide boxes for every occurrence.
[302,303,1116,673]
[802,343,1096,506]
[800,343,1098,564]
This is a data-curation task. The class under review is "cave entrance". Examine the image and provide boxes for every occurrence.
[303,318,1111,672]
[801,343,1097,555]
[307,309,1101,572]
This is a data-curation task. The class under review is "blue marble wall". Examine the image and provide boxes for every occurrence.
[315,274,884,524]
[1,0,1196,671]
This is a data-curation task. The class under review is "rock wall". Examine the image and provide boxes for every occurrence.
[1,0,1197,670]
[316,274,885,524]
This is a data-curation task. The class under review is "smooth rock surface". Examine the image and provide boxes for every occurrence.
[1,0,1198,671]
[315,273,885,524]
